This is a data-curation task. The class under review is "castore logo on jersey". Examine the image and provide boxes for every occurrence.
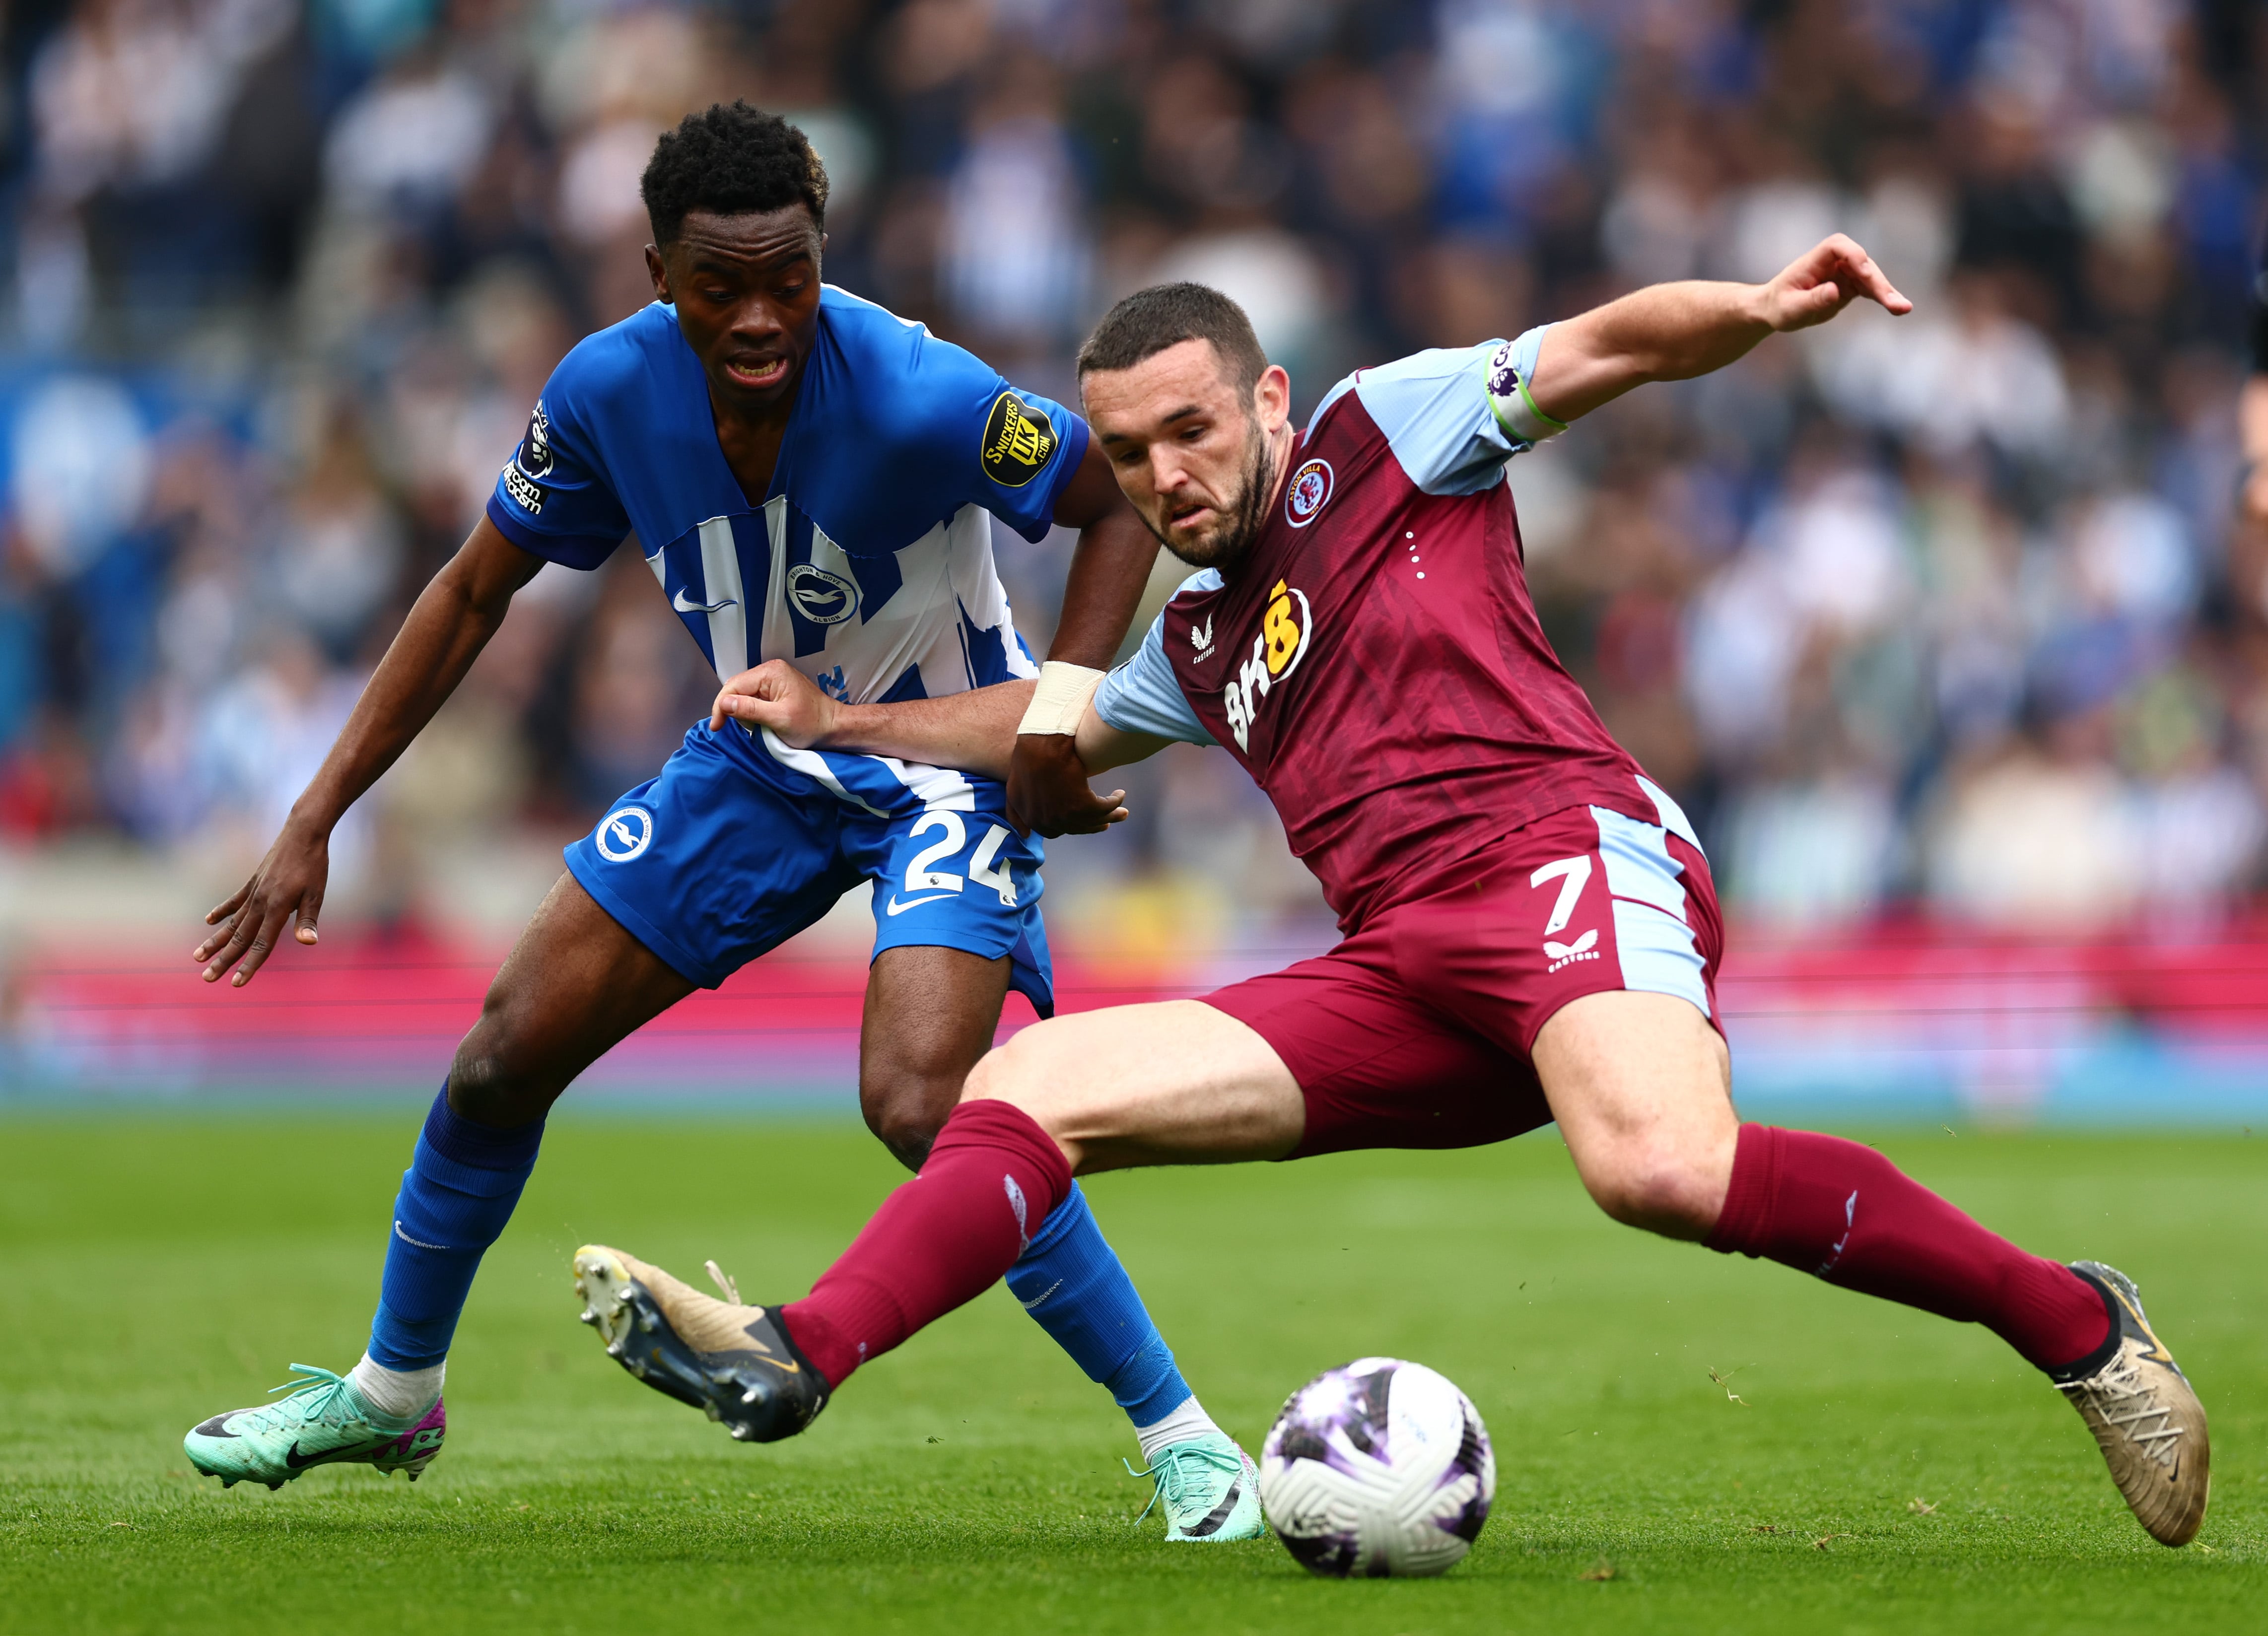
[1222,579,1312,751]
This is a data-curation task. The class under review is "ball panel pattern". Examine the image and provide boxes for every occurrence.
[1258,1357,1495,1579]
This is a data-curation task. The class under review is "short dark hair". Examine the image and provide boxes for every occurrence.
[1077,283,1267,398]
[640,101,828,247]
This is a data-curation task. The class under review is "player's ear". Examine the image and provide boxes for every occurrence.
[645,244,671,303]
[1253,363,1292,431]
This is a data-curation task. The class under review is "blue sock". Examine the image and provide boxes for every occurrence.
[1005,1182,1192,1427]
[366,1086,545,1371]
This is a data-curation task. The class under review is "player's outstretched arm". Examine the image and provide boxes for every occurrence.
[194,517,545,987]
[1530,233,1912,425]
[1009,437,1159,838]
[707,661,1131,821]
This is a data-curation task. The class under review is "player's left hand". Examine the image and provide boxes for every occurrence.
[1007,732,1128,837]
[1758,234,1913,333]
[709,659,837,746]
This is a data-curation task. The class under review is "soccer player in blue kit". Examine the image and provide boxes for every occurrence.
[180,104,1263,1541]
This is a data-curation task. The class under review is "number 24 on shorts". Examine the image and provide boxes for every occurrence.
[902,810,1018,907]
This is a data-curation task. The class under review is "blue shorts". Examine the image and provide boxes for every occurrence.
[565,722,1054,1014]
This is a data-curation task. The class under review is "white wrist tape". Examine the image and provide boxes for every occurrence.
[1018,661,1104,738]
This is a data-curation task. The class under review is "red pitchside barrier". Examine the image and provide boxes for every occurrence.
[7,915,2268,1103]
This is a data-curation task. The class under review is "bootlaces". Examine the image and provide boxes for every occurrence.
[1123,1441,1242,1525]
[262,1363,357,1430]
[2059,1353,2184,1467]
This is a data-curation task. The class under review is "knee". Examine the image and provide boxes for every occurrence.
[447,1002,550,1128]
[1577,1139,1724,1240]
[860,1054,966,1170]
[960,1031,1047,1111]
[956,1035,1077,1152]
[862,1091,943,1171]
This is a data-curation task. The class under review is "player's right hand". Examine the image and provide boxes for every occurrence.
[1756,233,1912,332]
[709,659,838,747]
[195,818,329,987]
[1007,732,1128,838]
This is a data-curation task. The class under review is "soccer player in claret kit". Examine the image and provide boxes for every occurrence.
[179,103,1267,1543]
[577,237,2210,1549]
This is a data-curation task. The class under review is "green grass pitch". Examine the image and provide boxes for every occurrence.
[2,1116,2262,1634]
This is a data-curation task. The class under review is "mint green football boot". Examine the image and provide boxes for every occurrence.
[1127,1432,1266,1541]
[184,1364,446,1490]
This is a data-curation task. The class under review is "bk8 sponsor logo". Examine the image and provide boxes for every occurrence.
[1222,579,1312,752]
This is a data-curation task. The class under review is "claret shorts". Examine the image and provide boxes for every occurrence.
[1202,783,1721,1159]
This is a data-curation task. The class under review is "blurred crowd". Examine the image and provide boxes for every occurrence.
[0,0,2264,943]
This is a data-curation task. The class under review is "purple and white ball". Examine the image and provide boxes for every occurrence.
[1258,1358,1496,1578]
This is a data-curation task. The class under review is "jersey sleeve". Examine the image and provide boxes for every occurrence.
[482,360,631,570]
[970,382,1091,542]
[894,328,1091,543]
[1333,325,1563,496]
[1093,583,1217,747]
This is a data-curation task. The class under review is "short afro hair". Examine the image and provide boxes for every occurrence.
[1076,283,1267,399]
[640,101,828,248]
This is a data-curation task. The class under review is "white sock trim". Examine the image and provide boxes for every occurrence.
[1133,1394,1224,1464]
[348,1353,445,1422]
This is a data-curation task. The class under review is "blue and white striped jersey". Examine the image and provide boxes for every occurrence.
[485,286,1087,707]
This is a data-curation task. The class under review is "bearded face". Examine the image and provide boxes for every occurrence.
[1081,337,1295,581]
[1149,409,1276,575]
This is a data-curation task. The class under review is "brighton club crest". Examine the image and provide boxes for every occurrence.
[1285,457,1334,528]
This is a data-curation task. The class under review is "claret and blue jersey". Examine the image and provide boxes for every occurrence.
[1093,325,1563,756]
[485,284,1084,706]
[1094,323,1677,934]
[494,284,1084,1010]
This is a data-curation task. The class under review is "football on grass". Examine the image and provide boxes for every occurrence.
[1257,1357,1496,1577]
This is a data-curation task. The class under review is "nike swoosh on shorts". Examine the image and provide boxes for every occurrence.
[885,894,955,916]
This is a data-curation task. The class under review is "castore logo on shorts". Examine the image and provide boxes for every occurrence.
[1223,578,1311,752]
[1531,854,1601,971]
[595,805,654,863]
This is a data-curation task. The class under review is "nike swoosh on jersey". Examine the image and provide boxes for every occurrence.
[885,893,956,915]
[673,589,738,614]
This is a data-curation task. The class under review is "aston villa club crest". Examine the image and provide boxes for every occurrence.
[1285,458,1333,527]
